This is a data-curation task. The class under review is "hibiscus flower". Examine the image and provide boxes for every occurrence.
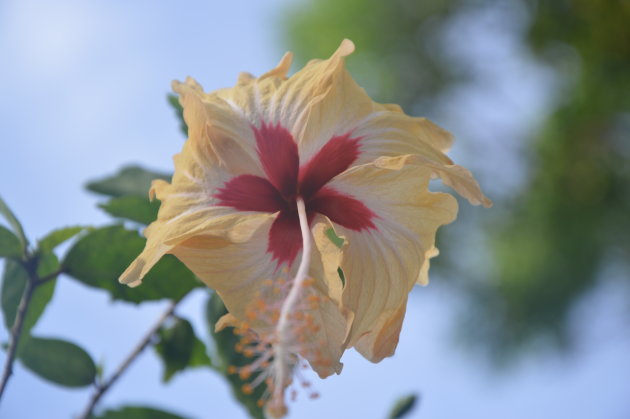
[119,39,490,417]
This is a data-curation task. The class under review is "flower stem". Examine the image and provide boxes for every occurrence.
[0,273,37,402]
[77,299,179,419]
[271,197,312,413]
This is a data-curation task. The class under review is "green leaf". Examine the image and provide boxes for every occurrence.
[206,292,266,419]
[17,336,96,387]
[154,317,211,382]
[99,196,160,225]
[324,229,345,286]
[86,166,171,198]
[0,195,28,251]
[168,94,188,137]
[388,394,419,419]
[90,406,190,419]
[189,334,212,368]
[325,228,344,248]
[36,251,60,278]
[1,260,56,335]
[337,267,346,287]
[0,226,23,259]
[38,226,84,253]
[64,225,200,303]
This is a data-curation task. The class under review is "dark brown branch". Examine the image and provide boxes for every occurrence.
[77,299,179,419]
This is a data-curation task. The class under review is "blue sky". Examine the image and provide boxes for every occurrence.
[1,1,629,418]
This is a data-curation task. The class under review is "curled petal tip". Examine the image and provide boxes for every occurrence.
[119,258,146,287]
[171,79,184,94]
[119,273,143,288]
[337,39,356,57]
[171,77,202,95]
[261,51,294,80]
[277,51,293,74]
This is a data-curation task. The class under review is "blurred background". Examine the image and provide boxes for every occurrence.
[1,0,629,418]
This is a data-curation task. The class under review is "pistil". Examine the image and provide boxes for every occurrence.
[267,196,312,417]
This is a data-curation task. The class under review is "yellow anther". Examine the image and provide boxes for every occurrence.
[241,384,254,395]
[255,298,266,310]
[227,365,238,375]
[239,367,252,380]
[271,310,280,322]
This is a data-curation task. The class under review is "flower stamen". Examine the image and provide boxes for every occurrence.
[223,197,322,418]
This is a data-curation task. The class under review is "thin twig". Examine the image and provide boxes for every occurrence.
[77,299,179,419]
[0,276,37,401]
[38,267,64,284]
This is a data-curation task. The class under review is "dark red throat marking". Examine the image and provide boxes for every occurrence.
[215,121,376,266]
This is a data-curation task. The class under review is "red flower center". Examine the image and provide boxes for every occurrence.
[216,122,376,266]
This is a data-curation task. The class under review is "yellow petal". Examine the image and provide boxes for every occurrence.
[121,70,291,288]
[172,78,263,177]
[373,154,493,208]
[212,40,374,163]
[352,111,455,166]
[170,216,350,378]
[324,156,458,362]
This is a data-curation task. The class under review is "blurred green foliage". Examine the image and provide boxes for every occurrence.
[283,0,462,114]
[64,225,200,304]
[388,393,419,419]
[483,0,630,357]
[206,293,267,419]
[1,260,56,337]
[0,158,267,417]
[90,406,190,419]
[283,0,630,360]
[154,316,212,383]
[17,336,97,387]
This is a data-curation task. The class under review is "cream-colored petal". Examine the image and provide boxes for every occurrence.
[325,157,458,362]
[170,216,350,378]
[352,111,455,166]
[119,77,274,288]
[210,40,374,163]
[202,40,473,189]
[277,39,374,161]
[172,78,263,177]
[372,154,493,208]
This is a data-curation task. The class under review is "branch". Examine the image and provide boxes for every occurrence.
[38,267,64,284]
[77,299,179,419]
[0,276,37,401]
